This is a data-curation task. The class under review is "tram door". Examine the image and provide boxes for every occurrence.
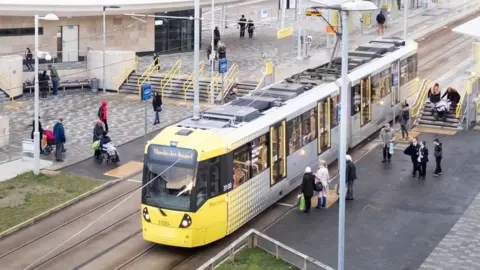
[360,76,372,126]
[317,98,331,154]
[269,120,286,186]
[392,61,400,105]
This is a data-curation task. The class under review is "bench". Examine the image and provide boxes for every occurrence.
[23,77,90,94]
[22,139,34,161]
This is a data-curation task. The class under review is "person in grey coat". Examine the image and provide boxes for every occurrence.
[398,103,410,139]
[379,123,395,163]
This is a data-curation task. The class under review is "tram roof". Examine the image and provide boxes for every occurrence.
[452,16,480,39]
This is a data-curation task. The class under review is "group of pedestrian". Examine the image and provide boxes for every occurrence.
[238,15,255,39]
[427,83,461,121]
[26,48,60,97]
[31,117,66,162]
[300,156,357,213]
[404,137,443,179]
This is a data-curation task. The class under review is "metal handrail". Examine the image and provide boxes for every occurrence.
[255,74,267,90]
[456,79,471,119]
[207,73,221,102]
[197,229,335,270]
[137,58,161,97]
[116,67,132,93]
[134,56,139,73]
[0,72,13,101]
[410,79,429,119]
[183,61,205,101]
[160,59,182,98]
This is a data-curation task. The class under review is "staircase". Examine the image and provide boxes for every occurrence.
[416,102,460,129]
[235,81,258,96]
[119,73,256,102]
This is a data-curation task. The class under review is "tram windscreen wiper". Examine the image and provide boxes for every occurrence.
[159,208,167,217]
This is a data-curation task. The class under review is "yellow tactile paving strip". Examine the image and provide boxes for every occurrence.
[395,130,421,141]
[312,188,339,209]
[411,126,457,135]
[473,125,480,131]
[104,161,143,178]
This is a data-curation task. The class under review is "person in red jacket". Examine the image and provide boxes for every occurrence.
[98,101,108,133]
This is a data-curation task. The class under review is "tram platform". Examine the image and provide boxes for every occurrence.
[264,129,480,270]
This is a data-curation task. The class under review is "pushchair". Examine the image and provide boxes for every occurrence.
[92,135,120,164]
[433,99,451,121]
[42,129,55,155]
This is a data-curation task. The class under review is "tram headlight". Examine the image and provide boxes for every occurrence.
[142,207,151,223]
[179,214,192,228]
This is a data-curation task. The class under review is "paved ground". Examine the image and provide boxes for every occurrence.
[0,90,208,170]
[265,129,480,270]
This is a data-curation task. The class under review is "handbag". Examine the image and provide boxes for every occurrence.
[314,182,323,192]
[389,142,394,155]
[298,194,306,211]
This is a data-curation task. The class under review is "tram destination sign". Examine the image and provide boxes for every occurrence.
[147,145,197,166]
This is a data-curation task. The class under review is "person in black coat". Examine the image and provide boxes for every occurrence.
[417,141,429,180]
[301,167,316,213]
[152,92,163,125]
[31,117,44,154]
[247,19,254,38]
[441,87,461,111]
[346,155,357,200]
[404,137,421,177]
[214,27,220,48]
[238,15,247,38]
[39,70,50,98]
[433,138,442,177]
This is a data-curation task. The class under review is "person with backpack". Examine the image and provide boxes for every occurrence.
[98,101,108,133]
[398,102,410,140]
[315,160,331,209]
[376,10,386,36]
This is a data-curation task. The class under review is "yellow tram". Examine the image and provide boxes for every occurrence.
[141,38,418,247]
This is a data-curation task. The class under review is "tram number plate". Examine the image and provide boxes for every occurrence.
[159,220,170,227]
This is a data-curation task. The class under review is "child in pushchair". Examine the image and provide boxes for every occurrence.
[93,132,120,163]
[433,99,451,121]
[42,129,55,155]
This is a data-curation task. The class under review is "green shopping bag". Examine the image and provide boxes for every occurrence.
[299,194,306,211]
[92,140,100,150]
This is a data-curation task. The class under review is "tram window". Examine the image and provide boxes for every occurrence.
[400,59,408,87]
[407,54,417,82]
[251,134,268,178]
[371,68,391,103]
[330,96,339,128]
[302,108,317,145]
[208,157,220,198]
[233,144,251,189]
[351,84,361,115]
[318,100,330,154]
[196,162,208,208]
[270,121,286,186]
[287,116,302,155]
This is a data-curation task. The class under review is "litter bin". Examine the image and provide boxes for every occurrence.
[91,78,98,93]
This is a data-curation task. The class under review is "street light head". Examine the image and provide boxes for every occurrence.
[44,54,52,61]
[104,5,121,10]
[42,13,59,21]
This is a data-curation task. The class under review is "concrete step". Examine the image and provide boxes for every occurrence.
[419,115,459,123]
[418,119,459,128]
[416,123,459,131]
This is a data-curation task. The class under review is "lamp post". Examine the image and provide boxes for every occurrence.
[311,1,377,269]
[403,0,407,39]
[103,6,120,93]
[34,13,58,176]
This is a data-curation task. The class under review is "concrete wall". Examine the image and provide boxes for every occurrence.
[0,15,155,57]
[87,50,135,91]
[0,55,23,98]
[0,116,9,148]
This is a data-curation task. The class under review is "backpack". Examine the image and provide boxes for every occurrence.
[403,109,410,120]
[98,107,104,119]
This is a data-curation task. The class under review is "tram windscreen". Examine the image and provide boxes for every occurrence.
[142,145,198,212]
